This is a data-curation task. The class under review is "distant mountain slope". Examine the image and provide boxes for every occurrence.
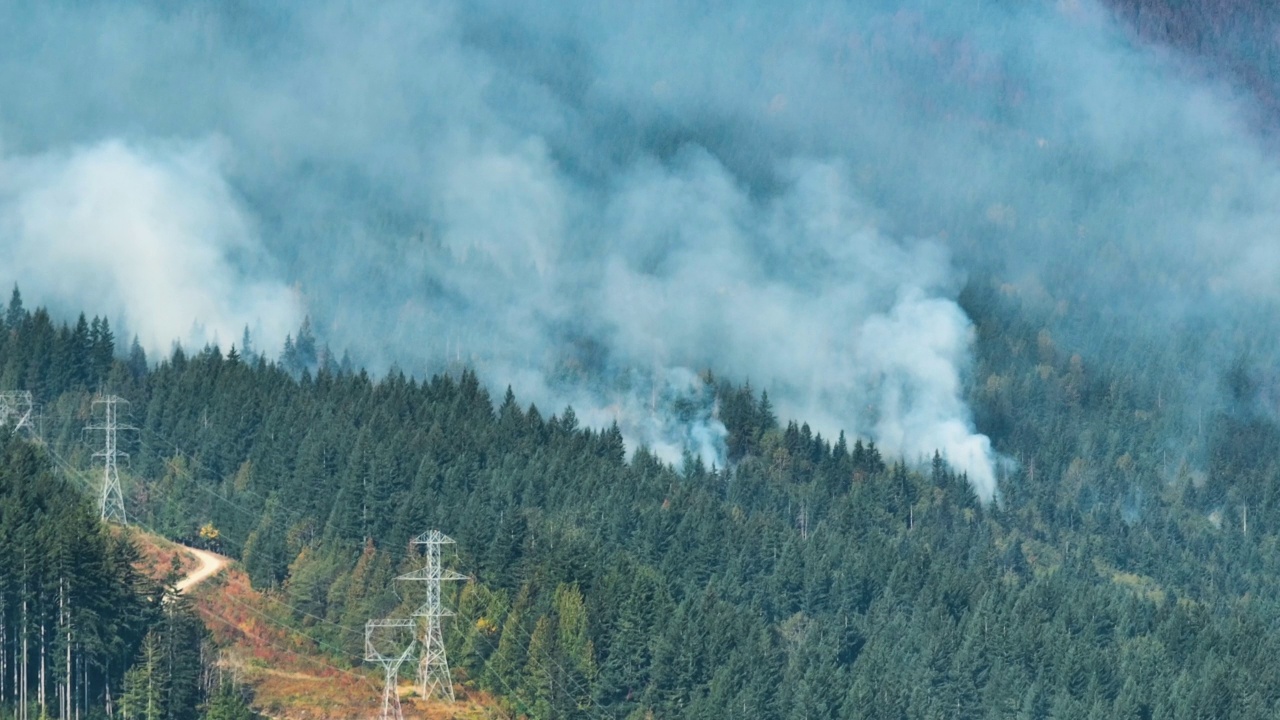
[9,292,1280,717]
[1106,0,1280,121]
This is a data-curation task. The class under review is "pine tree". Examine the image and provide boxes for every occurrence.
[201,684,259,720]
[121,631,167,720]
[6,287,24,329]
[129,337,149,380]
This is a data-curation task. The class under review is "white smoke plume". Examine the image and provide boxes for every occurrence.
[0,139,301,357]
[5,0,1280,499]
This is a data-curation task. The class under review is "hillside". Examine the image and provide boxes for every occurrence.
[129,531,497,720]
[0,434,261,720]
[5,289,1280,718]
[1104,0,1280,122]
[9,0,1280,718]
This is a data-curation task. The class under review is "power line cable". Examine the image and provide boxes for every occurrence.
[41,413,614,718]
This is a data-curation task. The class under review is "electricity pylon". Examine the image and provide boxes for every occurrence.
[364,619,416,720]
[396,530,467,702]
[0,391,36,438]
[86,395,135,524]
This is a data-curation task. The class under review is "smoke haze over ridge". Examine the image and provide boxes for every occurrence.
[3,0,1280,499]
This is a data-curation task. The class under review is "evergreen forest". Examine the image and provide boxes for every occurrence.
[3,280,1280,720]
[0,426,259,720]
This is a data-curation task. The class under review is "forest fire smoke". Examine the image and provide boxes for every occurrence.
[4,1,1280,499]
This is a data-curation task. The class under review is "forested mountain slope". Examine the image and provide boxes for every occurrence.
[6,286,1280,719]
[1104,0,1280,121]
[0,431,260,720]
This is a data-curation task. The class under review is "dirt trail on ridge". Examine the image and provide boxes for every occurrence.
[175,546,228,594]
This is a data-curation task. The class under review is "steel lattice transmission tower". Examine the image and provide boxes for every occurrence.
[396,530,467,702]
[0,391,36,438]
[86,395,136,524]
[364,619,416,720]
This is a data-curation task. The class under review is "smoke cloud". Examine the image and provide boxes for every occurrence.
[0,140,301,355]
[3,0,1280,499]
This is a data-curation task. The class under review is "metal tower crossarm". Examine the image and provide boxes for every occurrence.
[395,529,468,703]
[85,395,136,524]
[0,391,35,438]
[364,619,416,720]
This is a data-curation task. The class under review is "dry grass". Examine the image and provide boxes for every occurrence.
[132,529,503,719]
[126,528,199,583]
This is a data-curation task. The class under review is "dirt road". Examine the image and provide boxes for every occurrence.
[175,546,229,594]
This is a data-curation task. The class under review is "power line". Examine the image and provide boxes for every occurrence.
[50,445,548,719]
[38,435,515,718]
[85,395,135,524]
[52,434,367,645]
[39,444,401,714]
[0,391,37,439]
[364,619,415,720]
[135,445,609,717]
[125,443,368,638]
[191,599,378,692]
[397,530,467,703]
[142,425,348,546]
[42,441,371,657]
[44,409,607,718]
